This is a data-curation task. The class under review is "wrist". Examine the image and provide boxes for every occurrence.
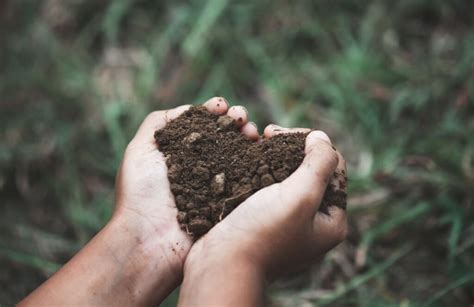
[184,235,265,282]
[20,210,190,307]
[185,225,271,277]
[180,237,265,307]
[103,212,190,304]
[109,207,192,279]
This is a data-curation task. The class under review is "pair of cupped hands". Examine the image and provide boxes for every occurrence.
[20,97,347,307]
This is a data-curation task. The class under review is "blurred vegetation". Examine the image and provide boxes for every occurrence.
[1,0,473,306]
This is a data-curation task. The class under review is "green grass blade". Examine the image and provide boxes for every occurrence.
[423,273,474,306]
[102,0,135,44]
[183,0,230,57]
[316,243,414,305]
[361,202,430,249]
[0,248,60,275]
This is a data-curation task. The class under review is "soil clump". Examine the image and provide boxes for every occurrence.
[155,106,347,238]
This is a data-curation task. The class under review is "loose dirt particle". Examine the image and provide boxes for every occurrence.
[154,106,346,238]
[217,115,235,129]
[210,173,226,195]
[261,174,275,187]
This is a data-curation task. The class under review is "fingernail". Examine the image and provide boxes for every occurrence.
[307,130,331,146]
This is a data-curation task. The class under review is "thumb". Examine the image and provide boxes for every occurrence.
[127,105,192,150]
[280,130,339,211]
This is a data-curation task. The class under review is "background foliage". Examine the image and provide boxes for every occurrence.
[1,0,473,305]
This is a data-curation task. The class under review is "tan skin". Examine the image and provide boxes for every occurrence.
[20,97,347,307]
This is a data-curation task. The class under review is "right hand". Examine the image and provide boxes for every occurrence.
[185,126,348,280]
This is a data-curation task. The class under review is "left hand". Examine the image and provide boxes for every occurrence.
[112,96,259,288]
[19,97,259,307]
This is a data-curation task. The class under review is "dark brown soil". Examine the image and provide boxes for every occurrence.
[154,106,347,238]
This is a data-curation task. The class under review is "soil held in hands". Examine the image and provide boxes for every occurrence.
[155,106,347,238]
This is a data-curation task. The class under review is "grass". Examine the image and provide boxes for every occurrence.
[1,0,473,305]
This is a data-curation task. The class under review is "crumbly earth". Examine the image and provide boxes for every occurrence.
[154,106,347,238]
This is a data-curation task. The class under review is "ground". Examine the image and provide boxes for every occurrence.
[0,1,473,306]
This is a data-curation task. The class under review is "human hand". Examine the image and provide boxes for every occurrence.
[112,96,259,282]
[179,124,347,306]
[19,97,260,307]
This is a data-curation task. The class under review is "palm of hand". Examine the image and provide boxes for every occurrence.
[196,131,347,278]
[116,144,183,233]
[113,97,347,280]
[113,98,257,263]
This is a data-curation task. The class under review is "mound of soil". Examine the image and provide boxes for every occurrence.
[154,106,347,238]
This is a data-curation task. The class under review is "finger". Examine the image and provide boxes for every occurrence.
[321,150,348,214]
[313,148,348,239]
[240,122,259,141]
[130,104,191,147]
[280,130,338,212]
[330,150,347,192]
[263,124,311,138]
[226,105,248,127]
[203,96,229,115]
[315,204,347,228]
[313,205,348,243]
